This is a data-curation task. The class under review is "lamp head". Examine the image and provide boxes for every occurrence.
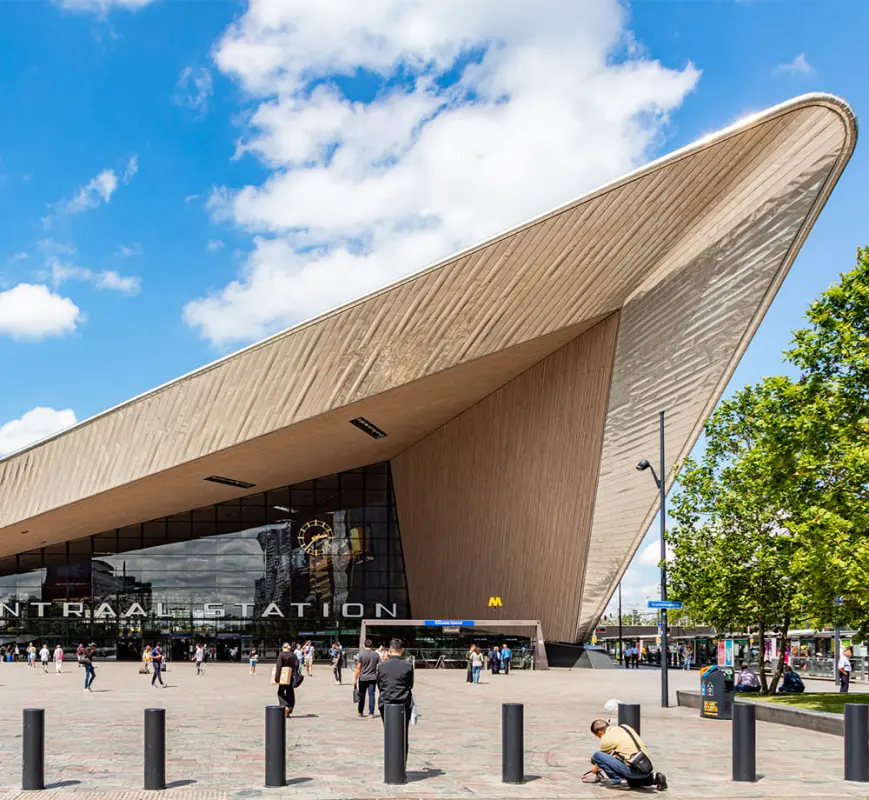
[636,459,651,472]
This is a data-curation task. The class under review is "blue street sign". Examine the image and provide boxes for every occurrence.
[647,600,683,610]
[424,619,475,627]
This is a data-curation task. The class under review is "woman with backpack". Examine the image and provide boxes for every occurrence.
[273,643,300,717]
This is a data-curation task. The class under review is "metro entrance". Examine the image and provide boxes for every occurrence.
[360,619,548,669]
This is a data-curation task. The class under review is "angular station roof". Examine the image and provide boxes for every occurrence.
[0,94,856,641]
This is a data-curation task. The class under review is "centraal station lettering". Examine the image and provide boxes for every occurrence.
[0,601,399,620]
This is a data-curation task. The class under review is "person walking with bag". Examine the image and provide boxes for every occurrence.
[151,643,166,688]
[354,638,380,717]
[274,643,299,717]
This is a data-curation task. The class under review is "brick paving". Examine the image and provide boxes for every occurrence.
[0,660,863,798]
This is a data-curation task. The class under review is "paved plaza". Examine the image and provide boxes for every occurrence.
[0,660,862,799]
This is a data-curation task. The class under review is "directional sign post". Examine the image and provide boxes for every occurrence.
[648,600,683,611]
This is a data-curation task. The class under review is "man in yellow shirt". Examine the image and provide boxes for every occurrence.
[589,719,667,790]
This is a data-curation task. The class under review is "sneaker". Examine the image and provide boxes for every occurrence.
[604,779,630,791]
[357,711,364,718]
[655,773,668,791]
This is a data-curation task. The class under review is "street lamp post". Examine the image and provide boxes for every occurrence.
[618,581,623,667]
[636,410,669,708]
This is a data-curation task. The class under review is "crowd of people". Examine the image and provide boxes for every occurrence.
[464,643,513,682]
[622,644,693,670]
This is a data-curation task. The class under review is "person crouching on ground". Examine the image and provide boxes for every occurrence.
[274,643,299,718]
[589,718,667,791]
[735,662,761,693]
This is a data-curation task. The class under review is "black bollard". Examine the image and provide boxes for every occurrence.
[22,708,45,791]
[845,704,869,782]
[617,703,641,735]
[383,703,407,785]
[144,708,166,791]
[732,702,756,782]
[265,706,286,788]
[502,703,524,784]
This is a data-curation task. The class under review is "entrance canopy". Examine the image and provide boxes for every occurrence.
[360,618,548,670]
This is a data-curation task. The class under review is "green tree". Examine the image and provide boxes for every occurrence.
[668,378,808,694]
[785,246,869,635]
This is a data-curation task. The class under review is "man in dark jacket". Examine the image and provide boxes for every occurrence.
[377,638,414,765]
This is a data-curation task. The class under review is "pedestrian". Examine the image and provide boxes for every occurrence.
[14,643,20,662]
[82,644,97,692]
[273,643,300,717]
[354,638,380,717]
[27,642,36,667]
[376,638,414,766]
[468,644,484,684]
[683,646,692,671]
[303,641,314,677]
[331,642,344,685]
[839,647,853,694]
[54,644,63,674]
[489,645,501,675]
[39,643,50,673]
[294,642,303,665]
[143,645,152,673]
[501,643,513,674]
[194,643,205,675]
[76,642,85,668]
[587,718,667,790]
[249,647,259,675]
[151,643,166,688]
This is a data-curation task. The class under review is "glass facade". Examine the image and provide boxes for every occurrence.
[0,461,409,660]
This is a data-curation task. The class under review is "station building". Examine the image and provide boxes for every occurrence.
[0,95,856,660]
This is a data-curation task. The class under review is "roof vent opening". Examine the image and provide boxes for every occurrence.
[204,475,256,489]
[350,417,387,440]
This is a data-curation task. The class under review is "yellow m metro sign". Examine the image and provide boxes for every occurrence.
[488,596,503,608]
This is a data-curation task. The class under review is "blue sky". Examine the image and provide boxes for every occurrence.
[0,1,866,611]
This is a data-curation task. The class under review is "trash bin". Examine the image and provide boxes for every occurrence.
[700,665,734,720]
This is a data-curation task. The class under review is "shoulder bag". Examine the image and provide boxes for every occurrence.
[619,725,654,774]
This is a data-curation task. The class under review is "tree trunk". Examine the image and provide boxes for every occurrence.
[758,623,769,694]
[768,617,790,695]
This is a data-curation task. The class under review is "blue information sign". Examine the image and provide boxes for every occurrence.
[424,619,475,627]
[647,600,683,610]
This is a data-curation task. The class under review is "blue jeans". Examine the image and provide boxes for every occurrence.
[84,665,96,689]
[591,752,654,787]
[472,665,482,683]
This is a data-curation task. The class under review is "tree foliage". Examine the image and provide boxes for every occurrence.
[668,247,869,692]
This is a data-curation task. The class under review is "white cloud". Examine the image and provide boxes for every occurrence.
[636,539,675,568]
[123,155,138,184]
[0,283,83,339]
[206,239,225,251]
[175,66,214,114]
[116,242,143,257]
[775,53,815,77]
[9,252,29,262]
[65,168,119,214]
[58,0,154,12]
[48,260,141,295]
[184,193,201,204]
[185,0,700,346]
[0,407,77,457]
[95,270,141,294]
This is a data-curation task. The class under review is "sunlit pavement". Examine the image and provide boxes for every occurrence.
[0,661,862,798]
